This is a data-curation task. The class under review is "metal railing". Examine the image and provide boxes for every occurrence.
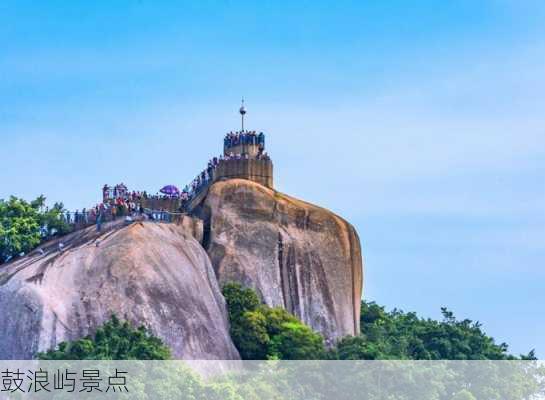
[142,208,187,223]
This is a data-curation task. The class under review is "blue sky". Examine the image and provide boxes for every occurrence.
[1,1,544,357]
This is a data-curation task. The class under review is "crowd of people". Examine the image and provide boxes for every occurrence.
[62,131,272,233]
[224,130,265,149]
[65,190,192,234]
[179,147,271,205]
[63,185,190,232]
[64,196,145,229]
[180,157,218,202]
[223,151,270,161]
[103,185,178,203]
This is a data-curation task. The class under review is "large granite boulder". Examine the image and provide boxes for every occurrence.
[200,179,363,343]
[0,220,239,360]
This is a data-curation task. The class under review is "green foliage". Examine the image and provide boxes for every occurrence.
[222,282,325,360]
[0,195,70,264]
[233,310,270,359]
[222,284,532,361]
[333,301,535,360]
[269,321,325,360]
[334,335,390,360]
[0,197,41,264]
[38,201,72,238]
[222,282,261,320]
[37,315,172,360]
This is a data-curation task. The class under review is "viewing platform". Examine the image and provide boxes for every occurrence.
[38,103,275,242]
[214,155,273,189]
[223,130,265,156]
[216,130,273,189]
[100,102,274,215]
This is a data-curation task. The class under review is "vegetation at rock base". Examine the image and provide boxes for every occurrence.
[222,282,326,360]
[34,310,544,399]
[38,315,171,360]
[332,301,536,360]
[37,283,536,360]
[32,311,544,400]
[224,283,535,361]
[0,195,70,264]
[36,287,536,362]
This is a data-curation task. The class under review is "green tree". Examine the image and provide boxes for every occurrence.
[222,282,261,319]
[38,315,171,360]
[222,282,325,360]
[234,310,270,359]
[0,196,42,263]
[39,201,71,237]
[0,195,70,264]
[333,301,535,360]
[334,335,391,360]
[269,321,325,360]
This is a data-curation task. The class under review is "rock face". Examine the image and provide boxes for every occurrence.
[0,220,239,360]
[0,179,364,358]
[199,179,363,343]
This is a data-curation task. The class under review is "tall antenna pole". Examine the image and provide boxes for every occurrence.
[239,98,246,132]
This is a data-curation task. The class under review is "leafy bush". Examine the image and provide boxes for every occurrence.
[333,301,536,360]
[38,315,171,360]
[0,195,70,263]
[222,282,325,360]
[269,321,325,360]
[223,283,534,361]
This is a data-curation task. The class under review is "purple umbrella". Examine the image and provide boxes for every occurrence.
[160,185,180,196]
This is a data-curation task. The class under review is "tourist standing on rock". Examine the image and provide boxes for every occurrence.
[96,210,102,232]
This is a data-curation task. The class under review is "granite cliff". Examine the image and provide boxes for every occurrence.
[0,179,363,358]
[196,179,363,343]
[0,220,239,359]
